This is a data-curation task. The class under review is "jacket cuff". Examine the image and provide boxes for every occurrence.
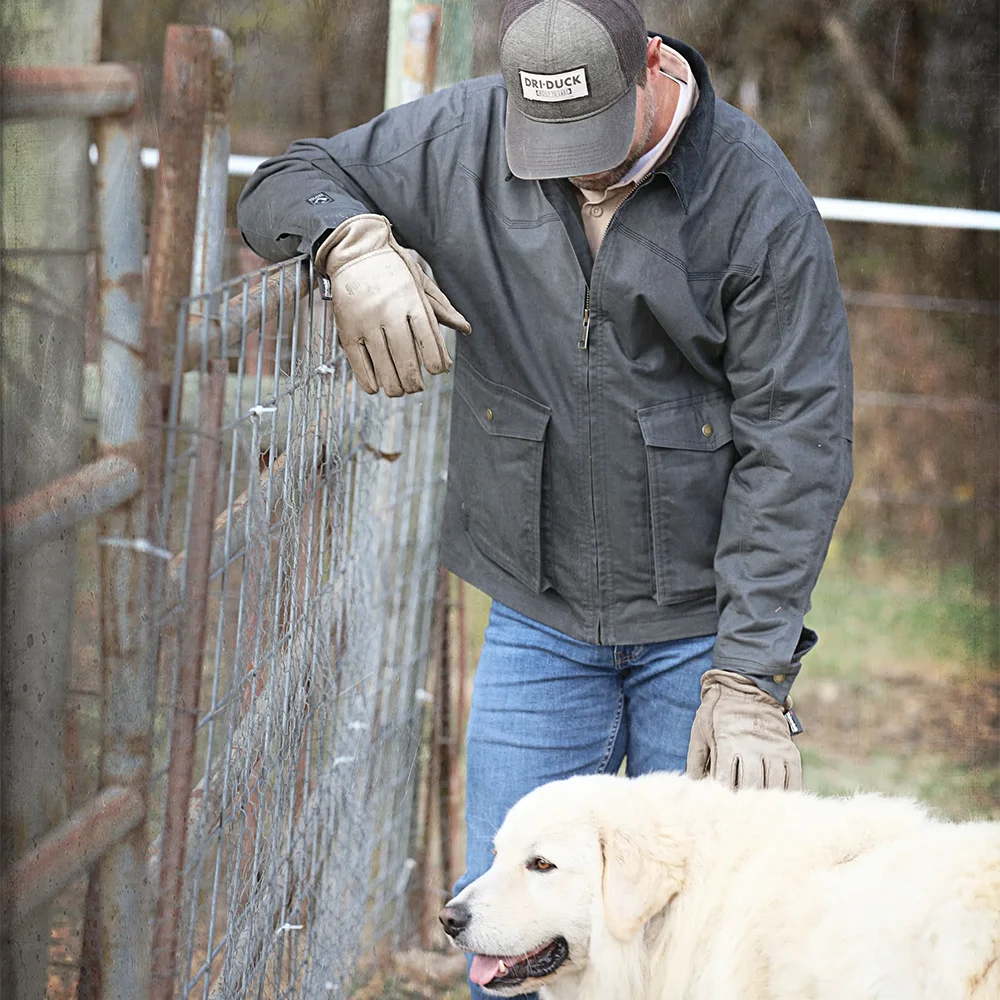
[710,662,798,704]
[711,625,818,704]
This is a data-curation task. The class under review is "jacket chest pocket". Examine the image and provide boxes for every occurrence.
[638,394,737,606]
[452,361,551,593]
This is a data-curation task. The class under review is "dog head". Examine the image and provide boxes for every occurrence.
[440,773,692,996]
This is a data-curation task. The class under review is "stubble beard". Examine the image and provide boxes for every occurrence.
[568,89,657,192]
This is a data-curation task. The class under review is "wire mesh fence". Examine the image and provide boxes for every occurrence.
[147,256,453,998]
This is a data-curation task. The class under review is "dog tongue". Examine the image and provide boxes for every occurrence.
[469,942,552,986]
[469,955,505,986]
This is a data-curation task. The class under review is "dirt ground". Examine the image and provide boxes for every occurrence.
[351,950,469,1000]
[795,669,1000,818]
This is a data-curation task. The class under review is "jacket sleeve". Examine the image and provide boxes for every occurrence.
[236,82,470,263]
[712,208,854,703]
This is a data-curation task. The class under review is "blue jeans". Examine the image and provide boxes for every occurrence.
[452,601,715,1000]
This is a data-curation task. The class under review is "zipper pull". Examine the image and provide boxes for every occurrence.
[578,289,591,350]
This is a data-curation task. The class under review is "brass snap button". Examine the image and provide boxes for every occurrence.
[591,205,603,217]
[701,423,713,437]
[485,407,494,421]
[774,673,786,684]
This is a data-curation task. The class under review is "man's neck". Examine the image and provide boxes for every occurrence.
[643,69,680,157]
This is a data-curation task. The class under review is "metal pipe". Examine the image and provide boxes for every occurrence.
[437,566,454,924]
[0,788,143,927]
[144,25,216,387]
[142,144,1000,231]
[182,267,313,373]
[132,36,225,988]
[0,455,139,555]
[189,30,233,298]
[90,78,159,1000]
[150,360,227,1000]
[0,64,139,119]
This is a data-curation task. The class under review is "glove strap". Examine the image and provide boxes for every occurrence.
[783,696,804,736]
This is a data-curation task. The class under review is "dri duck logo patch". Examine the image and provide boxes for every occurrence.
[307,192,332,205]
[519,67,589,103]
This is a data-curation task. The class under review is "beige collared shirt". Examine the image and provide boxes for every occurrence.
[575,45,699,256]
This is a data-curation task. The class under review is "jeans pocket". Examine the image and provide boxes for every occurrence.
[638,393,737,605]
[452,361,551,593]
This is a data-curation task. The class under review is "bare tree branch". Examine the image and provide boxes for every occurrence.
[824,14,916,166]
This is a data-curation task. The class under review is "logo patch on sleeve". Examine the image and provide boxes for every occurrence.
[519,67,589,103]
[307,192,332,205]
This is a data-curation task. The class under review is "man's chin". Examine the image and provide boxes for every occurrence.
[567,167,629,191]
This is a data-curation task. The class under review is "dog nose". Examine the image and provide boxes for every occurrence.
[439,902,471,938]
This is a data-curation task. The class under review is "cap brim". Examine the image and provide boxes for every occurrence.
[505,86,637,181]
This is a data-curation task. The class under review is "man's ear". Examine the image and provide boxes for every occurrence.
[645,34,661,75]
[600,826,687,942]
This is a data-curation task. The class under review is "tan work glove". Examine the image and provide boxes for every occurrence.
[686,669,802,791]
[315,214,471,397]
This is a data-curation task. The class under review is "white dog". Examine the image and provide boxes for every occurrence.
[441,772,1000,1000]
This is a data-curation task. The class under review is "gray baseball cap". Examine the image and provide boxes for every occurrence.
[499,0,647,180]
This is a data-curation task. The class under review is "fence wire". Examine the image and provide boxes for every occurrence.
[150,256,452,998]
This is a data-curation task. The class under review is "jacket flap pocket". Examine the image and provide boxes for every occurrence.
[455,361,550,442]
[638,394,734,451]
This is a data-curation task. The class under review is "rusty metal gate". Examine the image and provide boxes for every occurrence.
[1,25,454,1000]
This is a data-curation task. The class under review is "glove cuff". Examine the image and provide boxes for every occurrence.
[701,669,803,736]
[314,214,394,273]
[700,668,781,704]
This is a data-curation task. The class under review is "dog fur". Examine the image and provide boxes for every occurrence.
[446,772,1000,1000]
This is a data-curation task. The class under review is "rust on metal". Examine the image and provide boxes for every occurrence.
[129,34,219,987]
[0,64,139,119]
[143,26,216,387]
[99,269,144,305]
[0,455,139,555]
[0,787,143,927]
[208,30,235,117]
[150,359,227,1000]
[182,266,314,372]
[190,29,234,298]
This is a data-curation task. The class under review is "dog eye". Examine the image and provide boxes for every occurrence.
[528,857,556,872]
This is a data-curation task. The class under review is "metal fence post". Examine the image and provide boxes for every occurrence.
[150,360,227,1000]
[90,71,159,1000]
[144,25,219,395]
[190,31,234,299]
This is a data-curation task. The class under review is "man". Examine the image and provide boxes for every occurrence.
[238,0,852,994]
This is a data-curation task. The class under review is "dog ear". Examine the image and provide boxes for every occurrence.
[600,826,687,942]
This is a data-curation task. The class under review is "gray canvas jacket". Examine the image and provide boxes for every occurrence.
[237,36,854,701]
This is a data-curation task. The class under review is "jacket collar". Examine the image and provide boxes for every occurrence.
[648,33,715,213]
